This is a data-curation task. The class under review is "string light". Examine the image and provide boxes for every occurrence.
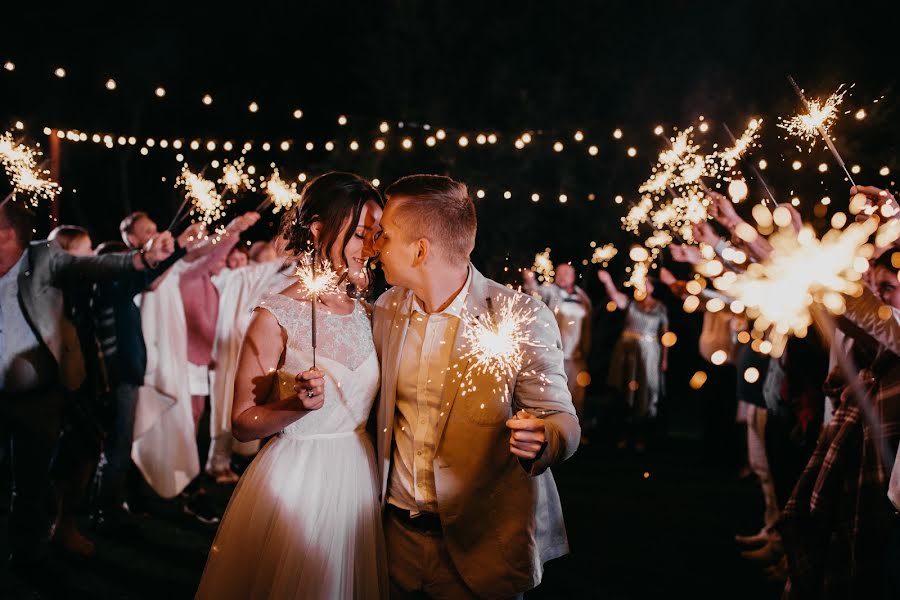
[4,61,14,71]
[248,101,258,112]
[293,109,303,119]
[105,79,116,91]
[54,67,66,78]
[202,94,213,105]
[155,87,166,98]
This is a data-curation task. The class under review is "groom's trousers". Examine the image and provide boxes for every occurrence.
[385,510,524,600]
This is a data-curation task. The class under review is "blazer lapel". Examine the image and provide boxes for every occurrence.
[380,289,412,496]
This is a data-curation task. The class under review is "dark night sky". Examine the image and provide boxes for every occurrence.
[1,0,897,283]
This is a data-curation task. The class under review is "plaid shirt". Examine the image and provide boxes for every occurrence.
[781,347,900,599]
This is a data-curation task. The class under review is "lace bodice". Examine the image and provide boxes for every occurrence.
[256,293,379,438]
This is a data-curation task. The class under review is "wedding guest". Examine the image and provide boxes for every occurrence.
[523,263,593,429]
[598,269,668,451]
[248,239,278,263]
[91,219,203,527]
[226,244,249,269]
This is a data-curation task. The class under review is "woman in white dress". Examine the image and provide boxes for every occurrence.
[196,172,387,599]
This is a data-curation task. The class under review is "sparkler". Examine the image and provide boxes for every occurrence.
[173,164,224,227]
[713,218,876,356]
[257,168,301,213]
[460,294,543,401]
[723,122,775,207]
[0,132,60,207]
[781,77,855,186]
[634,120,757,247]
[532,248,554,283]
[218,157,253,194]
[294,251,341,368]
[622,197,653,234]
[591,243,618,266]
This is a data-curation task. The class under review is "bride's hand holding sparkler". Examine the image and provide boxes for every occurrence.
[506,409,547,460]
[292,367,325,410]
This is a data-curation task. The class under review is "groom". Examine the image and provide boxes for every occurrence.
[371,175,580,599]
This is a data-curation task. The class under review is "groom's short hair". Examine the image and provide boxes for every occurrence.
[385,175,476,263]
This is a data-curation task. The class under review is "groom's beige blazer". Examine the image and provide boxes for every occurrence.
[372,265,580,598]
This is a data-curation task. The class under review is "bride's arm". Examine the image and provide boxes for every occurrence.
[231,308,324,441]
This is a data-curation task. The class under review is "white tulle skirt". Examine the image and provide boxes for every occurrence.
[195,430,388,599]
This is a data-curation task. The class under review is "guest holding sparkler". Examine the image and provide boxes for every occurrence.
[90,215,205,527]
[523,262,593,433]
[196,172,387,599]
[0,196,174,588]
[780,249,900,599]
[598,269,668,451]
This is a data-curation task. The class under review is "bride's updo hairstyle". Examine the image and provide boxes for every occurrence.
[281,171,383,294]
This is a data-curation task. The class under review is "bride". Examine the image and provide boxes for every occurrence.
[196,172,387,599]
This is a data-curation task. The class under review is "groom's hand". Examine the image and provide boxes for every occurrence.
[293,367,325,410]
[506,409,548,460]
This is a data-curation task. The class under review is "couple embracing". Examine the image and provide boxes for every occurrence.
[195,173,580,599]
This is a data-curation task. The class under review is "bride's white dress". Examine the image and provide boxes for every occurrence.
[196,293,387,599]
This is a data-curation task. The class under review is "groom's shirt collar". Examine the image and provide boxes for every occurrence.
[410,265,472,318]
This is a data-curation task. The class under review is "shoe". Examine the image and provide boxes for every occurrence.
[740,538,784,564]
[183,491,220,525]
[735,529,771,547]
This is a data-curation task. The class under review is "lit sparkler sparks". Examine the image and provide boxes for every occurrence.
[295,251,341,299]
[591,243,618,265]
[782,77,855,186]
[622,197,653,233]
[175,164,224,224]
[218,157,253,194]
[295,251,342,369]
[633,120,757,247]
[714,218,876,356]
[718,118,762,165]
[261,168,301,213]
[778,85,846,148]
[460,294,544,400]
[532,248,554,283]
[0,132,60,206]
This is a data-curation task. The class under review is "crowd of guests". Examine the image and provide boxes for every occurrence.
[520,185,900,598]
[3,177,900,598]
[0,190,294,592]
